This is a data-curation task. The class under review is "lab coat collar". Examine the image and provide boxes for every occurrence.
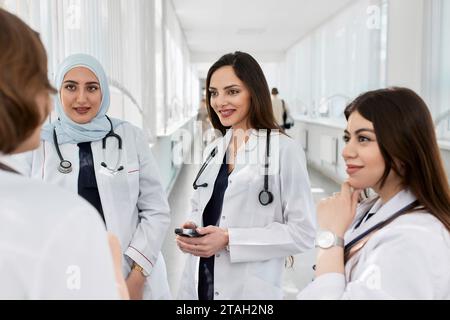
[0,153,21,174]
[199,129,232,180]
[244,129,276,152]
[244,130,258,152]
[218,129,276,153]
[345,189,417,244]
[219,128,257,153]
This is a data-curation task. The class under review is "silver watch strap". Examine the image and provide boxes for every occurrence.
[334,235,344,248]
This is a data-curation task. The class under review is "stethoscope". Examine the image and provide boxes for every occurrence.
[53,116,124,174]
[312,200,420,270]
[193,129,274,206]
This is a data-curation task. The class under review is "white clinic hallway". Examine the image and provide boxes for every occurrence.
[1,0,450,302]
[161,127,342,299]
[163,160,339,299]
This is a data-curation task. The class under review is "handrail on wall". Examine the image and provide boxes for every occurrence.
[108,78,143,115]
[435,109,450,127]
[316,93,352,118]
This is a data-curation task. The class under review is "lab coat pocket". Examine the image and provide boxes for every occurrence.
[243,274,283,300]
[143,252,172,300]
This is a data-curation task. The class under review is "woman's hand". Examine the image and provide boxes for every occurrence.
[176,225,229,258]
[182,221,197,229]
[107,233,129,300]
[317,182,361,237]
[126,268,146,300]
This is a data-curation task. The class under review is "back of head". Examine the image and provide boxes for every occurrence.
[345,87,450,231]
[0,8,54,154]
[271,87,279,95]
[205,51,279,134]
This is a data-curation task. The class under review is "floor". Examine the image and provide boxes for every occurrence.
[161,162,340,299]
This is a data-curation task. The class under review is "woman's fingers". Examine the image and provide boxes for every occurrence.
[182,221,197,229]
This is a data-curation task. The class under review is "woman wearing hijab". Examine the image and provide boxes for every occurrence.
[10,53,171,300]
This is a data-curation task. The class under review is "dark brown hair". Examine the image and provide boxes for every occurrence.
[345,87,450,231]
[205,51,281,135]
[0,8,55,154]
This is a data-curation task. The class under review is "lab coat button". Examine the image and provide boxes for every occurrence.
[216,254,221,258]
[221,216,226,220]
[215,291,219,296]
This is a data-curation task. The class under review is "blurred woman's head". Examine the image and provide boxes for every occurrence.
[205,51,279,135]
[0,8,55,154]
[343,87,450,230]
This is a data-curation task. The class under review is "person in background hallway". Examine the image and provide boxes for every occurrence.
[298,87,450,300]
[0,8,126,299]
[271,87,291,129]
[177,51,316,300]
[9,53,171,300]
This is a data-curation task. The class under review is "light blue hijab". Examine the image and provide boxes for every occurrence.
[41,53,124,144]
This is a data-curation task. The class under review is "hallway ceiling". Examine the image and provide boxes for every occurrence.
[171,0,355,62]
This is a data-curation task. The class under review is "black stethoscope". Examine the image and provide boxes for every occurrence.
[53,116,124,174]
[345,200,419,252]
[193,130,274,206]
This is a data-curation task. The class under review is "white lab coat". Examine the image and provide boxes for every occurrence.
[0,169,119,299]
[178,129,316,300]
[298,189,450,300]
[9,122,171,299]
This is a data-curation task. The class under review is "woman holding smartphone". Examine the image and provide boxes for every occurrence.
[176,51,316,300]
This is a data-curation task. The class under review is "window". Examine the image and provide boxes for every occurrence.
[2,0,201,141]
[423,0,450,140]
[282,0,388,119]
[437,0,450,139]
[162,0,199,136]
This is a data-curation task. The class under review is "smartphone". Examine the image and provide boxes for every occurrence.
[174,228,202,238]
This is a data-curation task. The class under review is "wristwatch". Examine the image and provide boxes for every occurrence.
[132,262,149,277]
[315,230,344,249]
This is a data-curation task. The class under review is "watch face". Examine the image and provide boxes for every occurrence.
[316,231,335,249]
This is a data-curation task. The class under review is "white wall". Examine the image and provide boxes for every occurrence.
[2,0,198,191]
[385,0,424,93]
[281,0,387,119]
[290,0,449,183]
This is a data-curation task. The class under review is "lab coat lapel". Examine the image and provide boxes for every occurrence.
[224,132,259,198]
[198,130,232,210]
[345,189,417,244]
[91,139,129,232]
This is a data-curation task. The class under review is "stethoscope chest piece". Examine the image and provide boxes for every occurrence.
[259,190,273,206]
[58,160,72,174]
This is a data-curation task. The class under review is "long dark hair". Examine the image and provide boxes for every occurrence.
[345,87,450,231]
[205,51,281,135]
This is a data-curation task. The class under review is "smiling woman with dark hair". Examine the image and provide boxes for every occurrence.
[299,87,450,300]
[176,51,316,300]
